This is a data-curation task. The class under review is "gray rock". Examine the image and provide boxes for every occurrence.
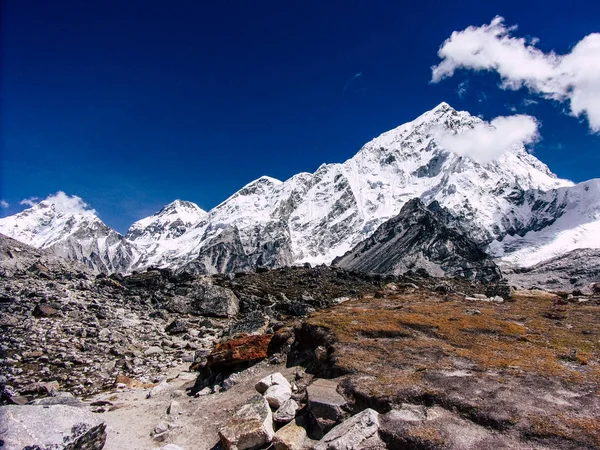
[191,284,239,318]
[306,378,347,433]
[314,408,383,450]
[0,404,106,449]
[144,346,164,356]
[29,391,85,407]
[273,398,299,423]
[219,394,275,450]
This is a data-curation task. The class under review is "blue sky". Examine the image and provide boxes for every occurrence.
[1,0,599,233]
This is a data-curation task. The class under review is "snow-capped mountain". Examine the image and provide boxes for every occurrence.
[490,179,600,267]
[1,102,597,274]
[0,193,136,273]
[126,200,207,242]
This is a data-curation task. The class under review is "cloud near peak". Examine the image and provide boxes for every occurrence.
[432,16,600,132]
[21,192,95,215]
[435,114,539,164]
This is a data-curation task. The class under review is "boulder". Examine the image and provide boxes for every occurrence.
[32,303,58,317]
[272,419,308,450]
[165,319,187,335]
[264,383,292,409]
[273,398,299,423]
[306,378,347,432]
[208,335,273,369]
[314,408,383,450]
[30,391,85,407]
[21,380,60,396]
[167,399,181,415]
[191,284,239,318]
[219,394,275,450]
[147,380,170,398]
[255,372,291,394]
[0,404,106,449]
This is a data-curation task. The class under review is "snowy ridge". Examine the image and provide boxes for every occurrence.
[0,102,597,274]
[491,179,600,267]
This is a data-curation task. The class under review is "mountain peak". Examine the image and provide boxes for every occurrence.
[126,199,206,242]
[158,199,206,216]
[432,101,453,112]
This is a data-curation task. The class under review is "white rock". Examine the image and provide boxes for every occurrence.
[219,394,275,450]
[264,383,292,409]
[167,400,181,415]
[255,372,291,394]
[314,408,383,450]
[147,380,169,398]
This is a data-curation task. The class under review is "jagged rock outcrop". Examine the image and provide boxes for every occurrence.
[334,198,503,282]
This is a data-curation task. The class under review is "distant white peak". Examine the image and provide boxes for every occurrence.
[236,175,282,194]
[248,175,282,186]
[158,199,206,216]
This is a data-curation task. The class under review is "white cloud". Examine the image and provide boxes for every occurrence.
[20,192,95,215]
[457,80,468,98]
[20,197,40,207]
[436,114,539,163]
[41,191,95,214]
[431,16,600,132]
[0,200,9,208]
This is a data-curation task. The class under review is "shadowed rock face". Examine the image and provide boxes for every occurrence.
[334,199,503,282]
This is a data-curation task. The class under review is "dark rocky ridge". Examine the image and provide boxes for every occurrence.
[333,198,503,282]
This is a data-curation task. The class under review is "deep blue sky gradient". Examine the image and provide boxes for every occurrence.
[2,0,599,233]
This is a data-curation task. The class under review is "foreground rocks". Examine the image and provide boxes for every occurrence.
[218,394,275,450]
[315,408,384,450]
[0,404,107,449]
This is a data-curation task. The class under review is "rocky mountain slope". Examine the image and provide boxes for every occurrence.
[1,102,598,275]
[502,247,600,291]
[333,198,502,282]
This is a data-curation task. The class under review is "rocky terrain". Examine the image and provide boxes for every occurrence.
[333,198,502,282]
[2,229,600,449]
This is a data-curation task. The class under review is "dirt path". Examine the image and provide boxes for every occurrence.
[90,361,298,450]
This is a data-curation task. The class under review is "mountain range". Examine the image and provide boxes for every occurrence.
[1,102,598,275]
